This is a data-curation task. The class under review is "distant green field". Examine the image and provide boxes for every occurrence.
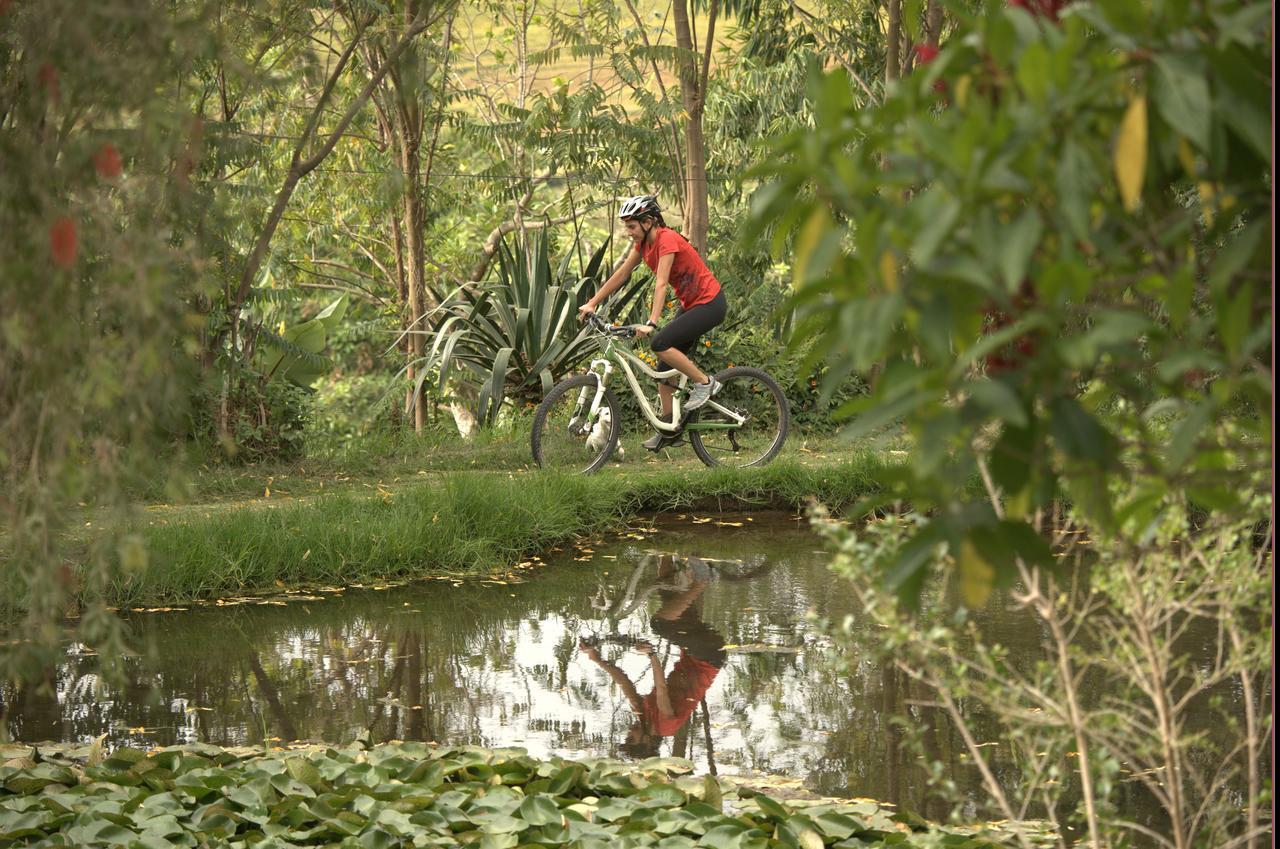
[453,1,734,103]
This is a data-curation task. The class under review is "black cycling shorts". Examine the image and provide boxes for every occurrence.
[650,290,727,355]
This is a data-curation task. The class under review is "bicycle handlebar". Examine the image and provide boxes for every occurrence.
[584,311,639,339]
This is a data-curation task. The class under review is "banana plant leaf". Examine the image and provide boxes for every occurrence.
[259,295,349,387]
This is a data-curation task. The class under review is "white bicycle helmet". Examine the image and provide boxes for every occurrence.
[618,195,661,221]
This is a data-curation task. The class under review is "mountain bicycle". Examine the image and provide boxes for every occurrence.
[531,312,789,473]
[588,550,773,630]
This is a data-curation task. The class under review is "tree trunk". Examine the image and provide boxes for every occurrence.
[925,0,945,44]
[885,0,902,84]
[401,142,427,431]
[671,0,711,254]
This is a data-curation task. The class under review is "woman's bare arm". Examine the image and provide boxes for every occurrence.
[648,253,674,325]
[584,249,643,311]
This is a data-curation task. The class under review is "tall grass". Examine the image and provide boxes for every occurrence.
[104,457,893,608]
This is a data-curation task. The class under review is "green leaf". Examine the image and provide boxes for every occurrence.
[990,422,1037,497]
[1055,143,1092,243]
[750,795,789,821]
[519,794,563,827]
[1216,281,1255,362]
[1153,55,1211,150]
[909,189,961,268]
[1016,41,1052,104]
[0,809,51,841]
[812,812,865,840]
[1062,468,1116,532]
[1059,309,1152,368]
[699,823,753,849]
[966,379,1028,428]
[473,812,527,834]
[1049,396,1116,466]
[1166,401,1214,470]
[546,765,583,796]
[653,808,701,835]
[701,776,721,812]
[1166,265,1193,330]
[1207,221,1264,293]
[882,521,949,609]
[998,210,1042,291]
[972,520,1054,570]
[481,833,520,849]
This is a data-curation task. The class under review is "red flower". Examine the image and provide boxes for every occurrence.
[38,61,59,102]
[916,44,939,65]
[49,216,78,269]
[93,143,123,179]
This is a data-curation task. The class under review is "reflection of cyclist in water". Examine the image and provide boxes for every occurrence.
[579,554,727,757]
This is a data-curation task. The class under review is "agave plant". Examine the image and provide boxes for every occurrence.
[410,230,647,426]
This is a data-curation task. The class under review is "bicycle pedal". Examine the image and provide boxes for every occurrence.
[644,433,684,452]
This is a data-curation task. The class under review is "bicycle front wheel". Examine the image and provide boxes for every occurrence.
[688,366,789,468]
[531,374,621,474]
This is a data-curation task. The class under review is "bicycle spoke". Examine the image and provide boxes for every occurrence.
[689,368,788,468]
[532,375,620,474]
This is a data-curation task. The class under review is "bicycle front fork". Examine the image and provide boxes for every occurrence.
[570,359,614,431]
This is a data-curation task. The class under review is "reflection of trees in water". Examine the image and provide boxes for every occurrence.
[7,519,1043,819]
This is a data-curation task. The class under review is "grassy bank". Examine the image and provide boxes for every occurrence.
[128,428,877,507]
[104,456,895,609]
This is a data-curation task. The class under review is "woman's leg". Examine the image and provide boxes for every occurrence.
[650,292,727,383]
[657,382,675,418]
[655,348,706,383]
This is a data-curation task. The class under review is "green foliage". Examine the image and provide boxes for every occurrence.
[814,490,1272,846]
[748,0,1271,601]
[0,742,1044,847]
[411,232,646,426]
[258,295,350,387]
[0,0,213,685]
[310,372,404,440]
[188,373,313,464]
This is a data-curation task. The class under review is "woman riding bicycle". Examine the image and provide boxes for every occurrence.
[578,195,727,451]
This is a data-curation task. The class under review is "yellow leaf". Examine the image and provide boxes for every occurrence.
[957,538,995,608]
[1113,95,1147,212]
[1175,138,1219,227]
[955,74,972,109]
[879,250,899,291]
[792,206,832,288]
[798,827,825,849]
[1176,138,1197,175]
[1005,487,1031,520]
[1197,181,1218,227]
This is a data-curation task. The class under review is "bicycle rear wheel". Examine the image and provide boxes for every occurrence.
[531,374,621,474]
[688,366,789,468]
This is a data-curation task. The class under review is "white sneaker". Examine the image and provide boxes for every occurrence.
[684,377,720,410]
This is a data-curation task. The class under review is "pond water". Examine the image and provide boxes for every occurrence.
[3,512,1153,824]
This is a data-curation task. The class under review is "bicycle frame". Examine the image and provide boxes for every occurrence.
[579,332,747,434]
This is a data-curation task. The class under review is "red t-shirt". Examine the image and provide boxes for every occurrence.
[640,228,721,311]
[640,651,721,737]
